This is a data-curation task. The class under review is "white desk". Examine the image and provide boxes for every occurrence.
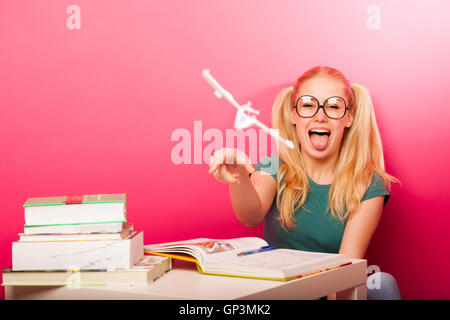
[5,259,367,300]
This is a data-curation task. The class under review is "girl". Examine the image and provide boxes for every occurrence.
[208,66,401,299]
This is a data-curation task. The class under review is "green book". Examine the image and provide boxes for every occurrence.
[23,193,127,227]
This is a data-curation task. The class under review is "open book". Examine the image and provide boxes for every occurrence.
[144,237,350,281]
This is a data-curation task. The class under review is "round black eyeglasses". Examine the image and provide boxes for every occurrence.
[293,95,349,120]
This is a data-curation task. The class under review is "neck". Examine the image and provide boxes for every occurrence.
[301,150,339,185]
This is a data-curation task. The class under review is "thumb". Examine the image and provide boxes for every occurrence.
[244,163,255,175]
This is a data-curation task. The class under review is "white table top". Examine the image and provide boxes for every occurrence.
[5,259,368,300]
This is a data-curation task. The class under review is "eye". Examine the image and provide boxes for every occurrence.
[327,105,340,109]
[302,104,314,108]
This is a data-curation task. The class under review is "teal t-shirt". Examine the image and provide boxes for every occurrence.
[254,154,390,254]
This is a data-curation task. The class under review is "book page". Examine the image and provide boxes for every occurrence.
[230,250,332,268]
[144,237,268,264]
[206,249,348,278]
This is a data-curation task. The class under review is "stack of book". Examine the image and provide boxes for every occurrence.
[3,193,171,287]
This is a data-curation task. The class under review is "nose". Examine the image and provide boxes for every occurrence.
[313,106,328,122]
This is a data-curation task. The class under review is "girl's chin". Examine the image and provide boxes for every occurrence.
[305,149,332,160]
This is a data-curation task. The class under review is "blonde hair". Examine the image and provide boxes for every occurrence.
[272,66,400,230]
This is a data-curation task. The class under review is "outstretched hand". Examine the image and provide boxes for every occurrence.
[208,148,255,184]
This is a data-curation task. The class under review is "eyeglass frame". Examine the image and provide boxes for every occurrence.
[292,95,350,120]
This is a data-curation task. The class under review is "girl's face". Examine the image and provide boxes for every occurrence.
[290,76,353,161]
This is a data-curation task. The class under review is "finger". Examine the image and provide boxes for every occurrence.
[208,162,220,174]
[234,149,252,165]
[217,165,238,183]
[224,149,237,165]
[228,175,240,184]
[208,152,224,174]
[229,172,240,184]
[213,169,231,184]
[233,150,254,174]
[215,175,239,184]
[217,165,235,182]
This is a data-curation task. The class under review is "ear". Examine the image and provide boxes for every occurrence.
[345,111,354,128]
[290,107,297,125]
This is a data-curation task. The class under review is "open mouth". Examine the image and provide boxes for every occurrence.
[308,129,331,151]
[308,129,331,136]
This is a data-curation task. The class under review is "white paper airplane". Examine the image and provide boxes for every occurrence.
[202,69,294,149]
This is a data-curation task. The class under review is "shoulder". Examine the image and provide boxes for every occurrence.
[254,154,282,181]
[362,172,391,206]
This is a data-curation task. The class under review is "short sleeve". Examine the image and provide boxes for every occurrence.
[254,154,281,182]
[361,172,390,206]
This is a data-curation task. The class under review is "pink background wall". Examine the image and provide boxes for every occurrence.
[1,0,449,299]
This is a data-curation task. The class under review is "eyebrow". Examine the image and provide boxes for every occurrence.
[300,95,346,105]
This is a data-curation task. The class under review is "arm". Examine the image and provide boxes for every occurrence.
[209,148,277,228]
[338,196,385,259]
[228,168,277,227]
[328,196,384,300]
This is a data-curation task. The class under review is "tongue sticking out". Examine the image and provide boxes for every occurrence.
[310,133,329,151]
